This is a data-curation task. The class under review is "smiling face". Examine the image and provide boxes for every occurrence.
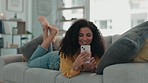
[78,27,93,45]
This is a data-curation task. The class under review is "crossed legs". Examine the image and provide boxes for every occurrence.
[38,16,59,50]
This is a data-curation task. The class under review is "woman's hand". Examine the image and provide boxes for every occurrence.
[72,51,91,71]
[82,57,97,72]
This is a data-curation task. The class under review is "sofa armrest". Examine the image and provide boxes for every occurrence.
[0,54,24,82]
[103,63,148,83]
[0,54,24,65]
[0,54,24,69]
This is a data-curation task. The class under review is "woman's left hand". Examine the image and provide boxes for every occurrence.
[82,57,97,72]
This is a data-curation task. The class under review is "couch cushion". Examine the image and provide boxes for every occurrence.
[103,63,148,83]
[24,68,60,83]
[18,35,52,61]
[96,21,148,74]
[56,73,103,83]
[2,62,29,83]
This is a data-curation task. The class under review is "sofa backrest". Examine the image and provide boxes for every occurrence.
[18,34,120,61]
[53,36,64,51]
[53,35,120,51]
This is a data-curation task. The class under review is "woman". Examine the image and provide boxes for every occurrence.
[59,19,105,78]
[28,17,105,78]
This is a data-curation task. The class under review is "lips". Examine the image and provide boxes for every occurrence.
[81,41,89,45]
[79,40,91,45]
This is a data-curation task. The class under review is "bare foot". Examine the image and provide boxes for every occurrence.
[48,25,59,37]
[38,16,59,39]
[38,16,49,30]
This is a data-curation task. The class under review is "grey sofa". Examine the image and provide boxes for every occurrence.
[0,35,148,83]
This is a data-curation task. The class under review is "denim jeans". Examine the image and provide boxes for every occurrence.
[28,45,60,70]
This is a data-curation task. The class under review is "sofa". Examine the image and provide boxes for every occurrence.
[1,21,148,83]
[0,34,148,83]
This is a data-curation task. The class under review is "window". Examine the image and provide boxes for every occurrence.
[58,0,88,31]
[95,20,112,29]
[90,0,148,36]
[129,0,147,9]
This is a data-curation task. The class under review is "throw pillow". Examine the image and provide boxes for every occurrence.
[103,36,112,50]
[96,21,148,75]
[18,35,52,61]
[112,34,120,43]
[133,39,148,62]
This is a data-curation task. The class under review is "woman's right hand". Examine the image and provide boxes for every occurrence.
[72,51,91,71]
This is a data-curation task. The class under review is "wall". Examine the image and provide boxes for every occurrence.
[90,0,131,36]
[0,0,60,55]
[0,0,60,47]
[0,0,1,12]
[0,0,31,48]
[32,0,58,36]
[1,0,27,21]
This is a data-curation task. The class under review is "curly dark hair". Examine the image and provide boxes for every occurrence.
[59,19,105,58]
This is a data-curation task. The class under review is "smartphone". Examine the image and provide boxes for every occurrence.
[81,45,91,63]
[81,45,91,53]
